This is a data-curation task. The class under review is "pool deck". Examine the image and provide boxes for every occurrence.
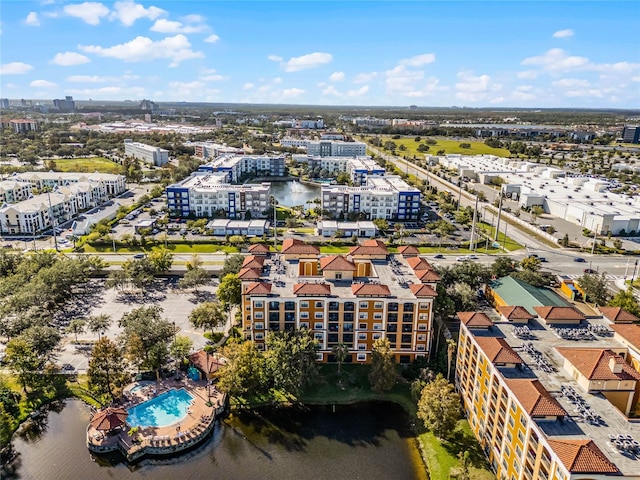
[87,378,226,462]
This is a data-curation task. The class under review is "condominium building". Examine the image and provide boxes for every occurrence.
[293,155,385,186]
[280,138,311,149]
[191,142,243,159]
[306,140,367,157]
[0,119,39,133]
[322,175,421,220]
[10,172,127,197]
[0,180,33,204]
[0,191,78,234]
[166,172,271,219]
[53,96,75,111]
[198,154,285,183]
[241,239,439,363]
[456,305,640,480]
[123,139,169,166]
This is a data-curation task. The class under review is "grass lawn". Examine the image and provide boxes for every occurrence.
[380,136,511,157]
[82,243,240,254]
[418,420,494,480]
[51,157,125,174]
[318,245,352,253]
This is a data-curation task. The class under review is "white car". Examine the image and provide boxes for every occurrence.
[456,256,470,262]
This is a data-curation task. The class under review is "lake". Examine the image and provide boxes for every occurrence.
[3,399,427,480]
[270,180,321,208]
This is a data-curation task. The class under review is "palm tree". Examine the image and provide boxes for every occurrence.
[87,313,112,339]
[332,342,349,377]
[446,339,457,381]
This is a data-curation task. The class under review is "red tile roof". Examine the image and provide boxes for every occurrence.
[349,239,388,256]
[248,243,270,254]
[498,306,534,320]
[189,350,227,376]
[505,379,566,417]
[398,245,420,256]
[351,283,391,296]
[547,439,618,474]
[293,283,331,296]
[237,267,262,280]
[474,336,523,365]
[611,323,640,351]
[556,347,640,381]
[244,282,272,295]
[416,268,441,282]
[410,283,438,297]
[319,255,356,271]
[458,311,493,328]
[282,238,320,255]
[599,306,639,323]
[242,255,265,269]
[534,306,585,321]
[406,256,433,271]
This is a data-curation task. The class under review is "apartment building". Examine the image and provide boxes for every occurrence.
[0,180,33,204]
[322,175,421,220]
[241,239,439,363]
[166,171,271,219]
[123,139,169,166]
[0,119,39,133]
[307,140,367,157]
[280,138,311,149]
[0,191,78,234]
[293,155,385,186]
[191,142,243,159]
[198,154,285,183]
[456,306,640,480]
[11,172,127,197]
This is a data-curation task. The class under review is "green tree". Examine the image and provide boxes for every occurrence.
[220,254,245,278]
[5,337,41,393]
[372,218,389,232]
[20,325,61,358]
[511,269,548,287]
[86,314,112,339]
[447,283,478,312]
[119,306,174,381]
[178,266,210,293]
[561,233,570,247]
[451,451,471,480]
[218,340,268,397]
[170,335,193,364]
[369,337,396,392]
[189,302,227,333]
[66,318,86,343]
[417,374,461,439]
[87,336,128,401]
[332,342,349,377]
[577,272,611,306]
[148,247,174,272]
[218,273,242,311]
[530,205,544,223]
[454,209,471,225]
[608,289,640,316]
[491,256,517,278]
[265,329,320,396]
[520,256,542,272]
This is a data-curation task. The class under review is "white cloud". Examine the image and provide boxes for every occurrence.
[455,71,500,102]
[64,2,110,25]
[0,62,34,74]
[284,52,332,72]
[521,48,589,73]
[169,80,205,89]
[553,29,574,38]
[79,34,203,66]
[181,14,205,24]
[66,86,147,98]
[200,73,227,82]
[511,85,536,101]
[204,34,220,43]
[517,70,537,79]
[322,85,340,96]
[280,87,305,99]
[30,79,57,88]
[329,71,345,82]
[268,55,283,62]
[110,1,165,26]
[242,82,254,90]
[51,51,91,66]
[257,85,272,93]
[552,78,590,88]
[354,72,377,84]
[150,19,206,34]
[399,53,436,67]
[25,12,40,26]
[67,75,111,83]
[347,85,369,97]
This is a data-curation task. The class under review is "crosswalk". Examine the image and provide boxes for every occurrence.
[564,274,620,281]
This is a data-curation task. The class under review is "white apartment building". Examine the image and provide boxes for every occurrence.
[306,140,367,157]
[167,172,271,219]
[0,180,33,204]
[124,139,169,166]
[322,175,421,220]
[280,138,311,149]
[11,172,127,197]
[190,141,243,159]
[293,155,385,186]
[0,192,78,234]
[435,154,640,235]
[198,154,285,183]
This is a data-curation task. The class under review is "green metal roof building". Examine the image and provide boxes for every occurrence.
[487,276,570,313]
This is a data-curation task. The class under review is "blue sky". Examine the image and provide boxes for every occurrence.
[1,1,639,107]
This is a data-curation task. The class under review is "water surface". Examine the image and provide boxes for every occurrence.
[4,399,427,480]
[270,180,321,208]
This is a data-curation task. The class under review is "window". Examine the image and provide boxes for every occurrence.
[269,301,280,310]
[360,302,369,309]
[254,312,263,319]
[417,344,425,351]
[387,313,398,323]
[374,302,383,309]
[344,302,354,311]
[401,334,412,343]
[300,312,309,319]
[417,334,426,341]
[358,344,366,350]
[315,301,323,308]
[314,332,323,341]
[328,302,339,311]
[254,301,263,308]
[388,302,398,311]
[284,301,295,310]
[357,353,366,361]
[255,333,264,340]
[373,323,382,330]
[419,302,430,309]
[403,303,414,312]
[299,322,309,329]
[328,333,338,343]
[387,334,396,343]
[314,312,323,319]
[373,313,382,320]
[335,272,342,280]
[359,322,367,329]
[314,322,323,329]
[402,313,413,323]
[387,323,397,332]
[300,301,309,308]
[344,322,354,332]
[254,322,264,330]
[359,313,368,320]
[358,333,367,340]
[373,333,381,340]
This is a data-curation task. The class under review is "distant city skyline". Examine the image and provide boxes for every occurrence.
[1,1,638,108]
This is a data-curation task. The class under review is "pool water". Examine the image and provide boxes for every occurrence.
[127,388,193,428]
[129,384,147,394]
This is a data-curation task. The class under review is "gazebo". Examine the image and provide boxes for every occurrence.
[90,406,129,432]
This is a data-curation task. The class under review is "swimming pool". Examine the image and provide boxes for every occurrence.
[127,389,193,428]
[128,384,147,394]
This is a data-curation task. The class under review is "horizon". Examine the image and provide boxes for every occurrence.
[1,1,639,109]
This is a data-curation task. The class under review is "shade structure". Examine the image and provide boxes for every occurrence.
[90,407,128,431]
